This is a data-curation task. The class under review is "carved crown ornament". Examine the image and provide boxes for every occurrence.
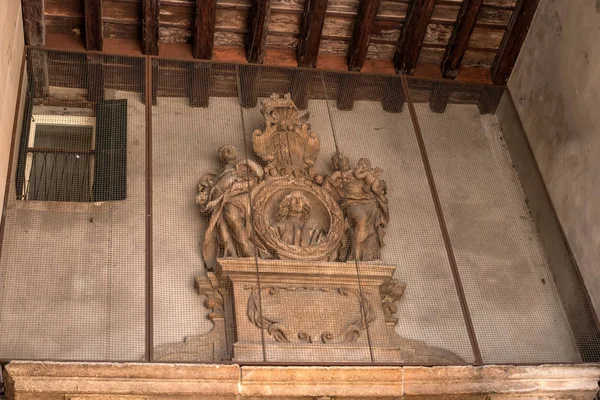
[196,93,390,270]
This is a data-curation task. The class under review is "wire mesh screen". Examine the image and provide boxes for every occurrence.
[0,48,146,361]
[405,78,599,364]
[321,73,476,364]
[1,47,599,365]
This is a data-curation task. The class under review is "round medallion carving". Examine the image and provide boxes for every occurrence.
[252,177,344,261]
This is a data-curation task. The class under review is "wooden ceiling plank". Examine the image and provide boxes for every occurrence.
[84,0,103,50]
[441,0,485,79]
[193,0,217,59]
[22,0,46,46]
[247,0,272,63]
[393,0,436,74]
[142,0,160,55]
[491,0,540,84]
[297,0,328,68]
[347,0,382,71]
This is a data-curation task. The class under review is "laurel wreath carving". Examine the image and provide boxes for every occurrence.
[251,177,345,261]
[245,285,375,344]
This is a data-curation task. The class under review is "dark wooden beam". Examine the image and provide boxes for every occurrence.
[347,0,382,71]
[393,0,436,75]
[381,77,404,113]
[189,63,211,107]
[22,0,46,46]
[336,74,359,110]
[27,49,49,99]
[289,70,310,110]
[84,0,103,51]
[239,65,260,108]
[297,0,328,68]
[491,0,541,85]
[441,0,484,79]
[86,54,105,102]
[193,0,217,59]
[22,0,49,99]
[142,0,160,56]
[477,86,504,114]
[429,83,450,113]
[247,0,272,64]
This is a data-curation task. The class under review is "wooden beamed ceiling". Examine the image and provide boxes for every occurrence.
[23,0,540,84]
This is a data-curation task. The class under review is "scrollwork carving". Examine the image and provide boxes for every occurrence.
[244,285,375,344]
[195,272,224,321]
[379,278,407,324]
[246,286,290,343]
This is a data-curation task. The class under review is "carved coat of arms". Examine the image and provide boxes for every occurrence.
[196,93,390,270]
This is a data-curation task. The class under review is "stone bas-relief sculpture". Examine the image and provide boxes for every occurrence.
[154,94,464,364]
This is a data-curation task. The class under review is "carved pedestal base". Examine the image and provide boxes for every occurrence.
[155,258,464,364]
[219,258,463,364]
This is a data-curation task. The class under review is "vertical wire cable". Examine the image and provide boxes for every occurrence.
[235,64,267,363]
[400,75,483,365]
[145,55,154,363]
[319,70,375,363]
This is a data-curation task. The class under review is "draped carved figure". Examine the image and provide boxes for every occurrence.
[196,144,264,271]
[324,152,390,262]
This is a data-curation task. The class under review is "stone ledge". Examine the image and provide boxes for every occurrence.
[403,364,600,396]
[3,362,600,400]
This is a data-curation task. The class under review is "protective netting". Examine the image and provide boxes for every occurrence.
[0,48,598,365]
[0,48,146,361]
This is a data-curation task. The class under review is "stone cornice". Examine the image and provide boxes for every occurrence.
[4,362,600,399]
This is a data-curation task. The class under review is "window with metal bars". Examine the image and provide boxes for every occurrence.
[15,98,128,202]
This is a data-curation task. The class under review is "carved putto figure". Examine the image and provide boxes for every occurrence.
[196,93,389,266]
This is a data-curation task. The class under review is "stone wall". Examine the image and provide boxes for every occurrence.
[508,0,600,316]
[0,0,25,217]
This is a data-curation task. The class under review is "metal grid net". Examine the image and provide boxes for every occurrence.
[0,48,146,361]
[0,47,598,365]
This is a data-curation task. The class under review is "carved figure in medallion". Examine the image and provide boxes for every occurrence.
[196,144,264,270]
[325,152,390,262]
[272,190,327,247]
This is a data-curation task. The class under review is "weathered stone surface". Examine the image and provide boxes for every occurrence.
[507,0,600,318]
[4,362,239,400]
[4,362,599,399]
[403,364,600,396]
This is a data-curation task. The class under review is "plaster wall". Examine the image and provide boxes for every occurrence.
[0,0,25,217]
[150,94,578,363]
[508,0,600,316]
[0,77,581,362]
[0,91,146,361]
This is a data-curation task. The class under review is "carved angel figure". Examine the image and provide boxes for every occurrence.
[196,145,264,270]
[324,152,389,262]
